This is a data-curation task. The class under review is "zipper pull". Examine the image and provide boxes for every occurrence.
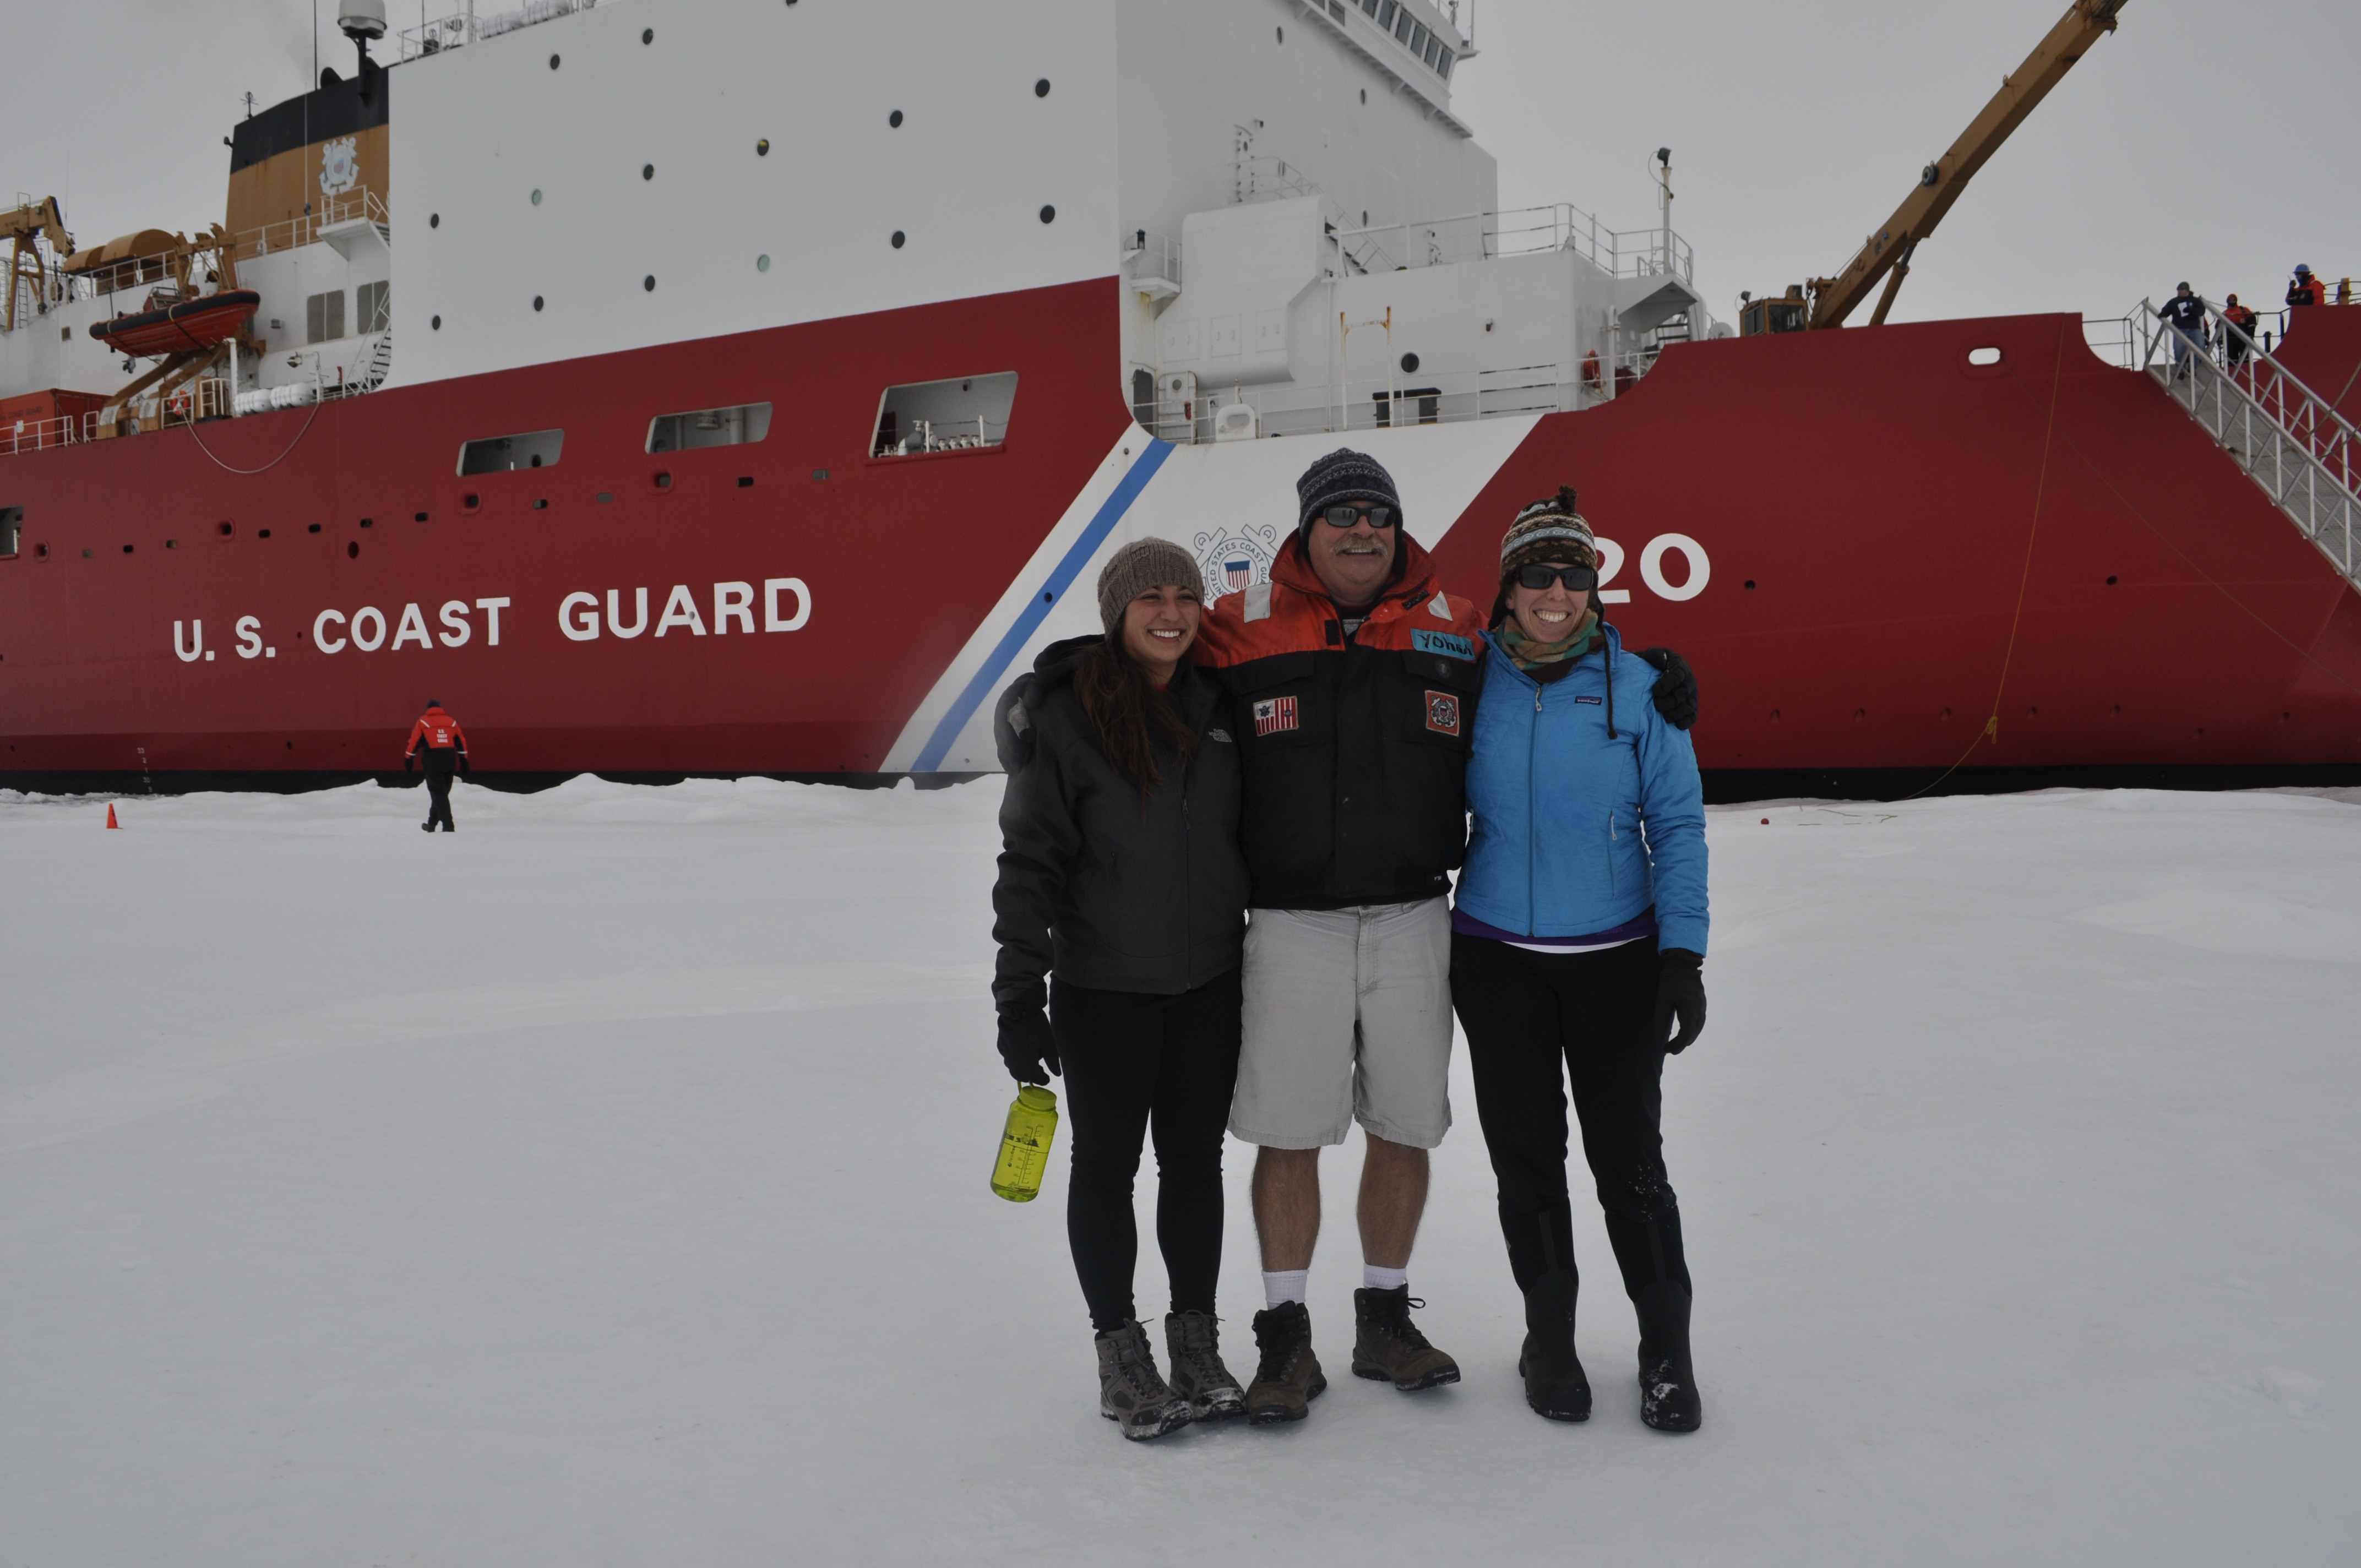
[1533,684,1543,712]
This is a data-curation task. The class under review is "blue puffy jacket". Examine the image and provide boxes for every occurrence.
[1456,623,1709,954]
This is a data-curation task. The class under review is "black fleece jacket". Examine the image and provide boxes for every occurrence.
[991,635,1250,1014]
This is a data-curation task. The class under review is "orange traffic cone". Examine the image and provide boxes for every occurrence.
[106,803,119,829]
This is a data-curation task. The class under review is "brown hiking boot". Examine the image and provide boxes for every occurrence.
[1163,1311,1246,1420]
[1243,1300,1326,1425]
[1094,1320,1194,1441]
[1351,1285,1461,1391]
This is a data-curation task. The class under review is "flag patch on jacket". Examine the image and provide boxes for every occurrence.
[1253,696,1299,736]
[1424,690,1461,736]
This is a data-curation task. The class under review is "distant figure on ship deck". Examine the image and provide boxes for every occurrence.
[402,700,472,834]
[2158,283,2207,380]
[2221,294,2259,371]
[2285,265,2325,309]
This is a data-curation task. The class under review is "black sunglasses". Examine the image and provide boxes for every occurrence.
[1515,563,1599,592]
[1321,504,1397,529]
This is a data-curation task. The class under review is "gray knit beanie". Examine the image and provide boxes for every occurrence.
[1097,537,1205,633]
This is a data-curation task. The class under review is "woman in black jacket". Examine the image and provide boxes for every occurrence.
[991,538,1251,1441]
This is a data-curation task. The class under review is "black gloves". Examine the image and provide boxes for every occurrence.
[997,1009,1060,1085]
[402,755,415,772]
[457,756,471,777]
[1654,948,1706,1054]
[1636,647,1698,731]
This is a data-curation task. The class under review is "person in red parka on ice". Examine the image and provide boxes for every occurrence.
[402,699,471,833]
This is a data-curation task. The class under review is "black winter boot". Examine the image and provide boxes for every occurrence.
[1634,1280,1701,1433]
[1519,1270,1591,1422]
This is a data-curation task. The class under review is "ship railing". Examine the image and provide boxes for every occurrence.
[3,411,86,456]
[399,0,601,61]
[231,188,389,262]
[1142,345,1670,445]
[1123,232,1182,296]
[2134,295,2360,592]
[1334,203,1692,284]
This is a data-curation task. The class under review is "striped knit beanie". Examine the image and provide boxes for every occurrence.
[1096,537,1205,633]
[1294,448,1403,535]
[1498,486,1598,586]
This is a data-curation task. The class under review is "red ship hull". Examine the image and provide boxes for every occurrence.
[3,276,2357,794]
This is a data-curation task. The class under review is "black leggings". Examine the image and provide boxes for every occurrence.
[1050,971,1243,1333]
[1450,933,1691,1302]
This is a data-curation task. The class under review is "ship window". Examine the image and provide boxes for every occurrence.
[871,373,1018,458]
[1436,49,1453,78]
[306,290,346,344]
[458,428,565,475]
[358,280,390,333]
[1,507,20,556]
[646,402,774,454]
[1359,0,1379,14]
[1423,34,1442,68]
[1377,1,1396,24]
[1411,23,1429,54]
[1394,10,1413,42]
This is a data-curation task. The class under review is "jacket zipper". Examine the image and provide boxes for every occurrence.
[1526,672,1540,935]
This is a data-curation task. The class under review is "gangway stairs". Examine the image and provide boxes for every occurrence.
[2138,298,2360,597]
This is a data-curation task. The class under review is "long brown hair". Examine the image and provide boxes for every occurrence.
[1075,634,1199,805]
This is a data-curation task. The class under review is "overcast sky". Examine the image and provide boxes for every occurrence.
[8,0,2355,331]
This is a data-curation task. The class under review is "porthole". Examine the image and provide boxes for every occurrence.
[307,524,322,534]
[1035,78,1051,97]
[757,254,771,272]
[548,52,560,69]
[347,541,361,559]
[1399,352,1420,373]
[34,543,47,557]
[641,26,653,43]
[429,212,440,228]
[889,109,904,128]
[122,543,134,554]
[1361,89,1367,104]
[216,520,234,539]
[532,499,550,510]
[415,511,429,522]
[644,275,656,292]
[534,296,545,312]
[642,163,654,181]
[165,538,177,549]
[431,314,442,330]
[358,517,373,529]
[757,138,770,156]
[531,188,543,205]
[891,230,905,249]
[1040,205,1056,224]
[1276,25,1284,42]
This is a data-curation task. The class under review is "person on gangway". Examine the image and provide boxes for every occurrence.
[2221,293,2260,371]
[402,698,472,832]
[2157,283,2207,380]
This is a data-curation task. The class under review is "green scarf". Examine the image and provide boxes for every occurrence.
[1499,610,1598,671]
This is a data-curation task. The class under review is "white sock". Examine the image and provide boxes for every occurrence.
[1363,1264,1409,1292]
[1261,1269,1309,1309]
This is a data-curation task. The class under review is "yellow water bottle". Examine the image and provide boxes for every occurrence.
[991,1084,1059,1202]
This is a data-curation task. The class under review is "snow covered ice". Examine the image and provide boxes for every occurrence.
[4,778,2357,1564]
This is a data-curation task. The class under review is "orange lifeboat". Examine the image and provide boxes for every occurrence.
[89,290,259,357]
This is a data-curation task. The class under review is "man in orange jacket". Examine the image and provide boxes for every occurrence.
[402,699,471,832]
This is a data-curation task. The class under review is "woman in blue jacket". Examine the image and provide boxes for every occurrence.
[1451,488,1710,1433]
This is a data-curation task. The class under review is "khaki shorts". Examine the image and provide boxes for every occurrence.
[1228,897,1454,1150]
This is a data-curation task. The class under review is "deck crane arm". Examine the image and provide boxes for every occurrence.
[1807,0,2128,330]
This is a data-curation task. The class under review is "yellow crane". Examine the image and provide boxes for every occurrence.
[1740,0,2130,335]
[3,194,72,333]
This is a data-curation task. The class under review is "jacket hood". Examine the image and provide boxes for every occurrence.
[1270,529,1440,611]
[1026,633,1105,690]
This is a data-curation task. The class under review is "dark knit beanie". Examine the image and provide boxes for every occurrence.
[1096,537,1205,633]
[1294,448,1403,535]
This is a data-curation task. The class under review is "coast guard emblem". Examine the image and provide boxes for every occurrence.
[1424,691,1461,737]
[1193,522,1282,600]
[1253,696,1299,736]
[319,136,360,198]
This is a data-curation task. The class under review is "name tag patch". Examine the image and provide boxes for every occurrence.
[1574,694,1602,705]
[1412,629,1475,660]
[1253,696,1300,736]
[1424,690,1462,737]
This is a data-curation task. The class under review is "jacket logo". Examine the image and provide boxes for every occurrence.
[1208,727,1233,743]
[1253,696,1299,736]
[1574,694,1602,705]
[1424,690,1461,737]
[1412,629,1474,660]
